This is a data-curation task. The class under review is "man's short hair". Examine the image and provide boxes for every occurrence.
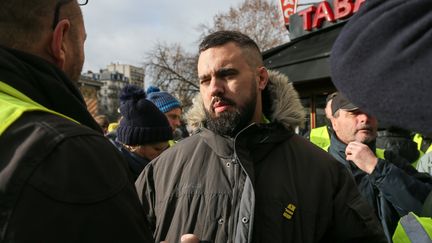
[198,30,263,67]
[0,1,55,49]
[0,0,83,50]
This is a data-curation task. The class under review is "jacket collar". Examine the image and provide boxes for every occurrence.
[198,122,293,158]
[0,46,101,132]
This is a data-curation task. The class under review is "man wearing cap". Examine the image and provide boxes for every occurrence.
[328,92,432,242]
[329,0,432,241]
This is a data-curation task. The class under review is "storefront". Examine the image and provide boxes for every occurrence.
[264,0,366,131]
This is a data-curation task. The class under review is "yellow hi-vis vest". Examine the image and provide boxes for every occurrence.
[392,212,432,243]
[414,133,423,151]
[0,81,78,136]
[310,126,330,151]
[413,134,426,166]
[426,145,432,154]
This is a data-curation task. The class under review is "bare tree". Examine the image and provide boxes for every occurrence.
[198,0,289,51]
[145,42,199,110]
[145,0,289,112]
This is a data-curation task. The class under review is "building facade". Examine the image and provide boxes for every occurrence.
[98,70,128,121]
[107,63,145,88]
[78,72,103,117]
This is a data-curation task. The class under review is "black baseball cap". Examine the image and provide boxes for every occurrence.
[331,92,359,115]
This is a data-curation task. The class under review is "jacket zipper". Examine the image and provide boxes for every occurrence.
[230,123,256,242]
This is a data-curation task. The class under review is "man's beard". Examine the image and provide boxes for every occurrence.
[355,124,377,144]
[204,91,257,137]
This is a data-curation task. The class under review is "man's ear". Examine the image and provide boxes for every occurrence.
[331,117,338,132]
[257,66,269,91]
[50,19,71,69]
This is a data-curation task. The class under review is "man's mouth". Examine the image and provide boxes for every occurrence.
[213,101,231,113]
[211,97,235,113]
[356,127,373,134]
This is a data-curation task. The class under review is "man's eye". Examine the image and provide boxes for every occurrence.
[200,78,210,84]
[219,69,238,79]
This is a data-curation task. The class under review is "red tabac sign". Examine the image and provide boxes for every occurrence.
[283,0,367,39]
[280,0,298,25]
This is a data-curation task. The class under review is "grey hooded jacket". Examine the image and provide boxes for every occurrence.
[135,71,386,243]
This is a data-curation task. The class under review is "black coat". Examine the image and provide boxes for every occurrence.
[0,46,153,242]
[112,139,151,180]
[329,134,432,242]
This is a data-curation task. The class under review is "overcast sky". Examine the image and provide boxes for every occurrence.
[81,0,252,73]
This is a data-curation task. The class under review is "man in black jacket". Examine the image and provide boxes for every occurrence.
[136,30,386,243]
[0,1,154,242]
[328,92,432,242]
[330,0,432,241]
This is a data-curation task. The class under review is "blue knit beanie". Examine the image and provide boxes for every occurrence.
[117,85,173,145]
[146,86,181,113]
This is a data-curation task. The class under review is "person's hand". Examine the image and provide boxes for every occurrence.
[161,234,200,243]
[180,234,200,243]
[345,141,378,174]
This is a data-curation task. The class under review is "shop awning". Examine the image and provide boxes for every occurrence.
[263,26,342,83]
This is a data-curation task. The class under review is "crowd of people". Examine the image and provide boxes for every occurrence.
[1,0,431,243]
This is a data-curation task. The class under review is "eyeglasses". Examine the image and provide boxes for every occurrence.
[52,0,88,29]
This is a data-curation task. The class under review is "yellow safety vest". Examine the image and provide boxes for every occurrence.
[426,145,432,154]
[393,212,432,243]
[0,81,78,136]
[310,126,331,151]
[376,148,385,160]
[413,133,423,151]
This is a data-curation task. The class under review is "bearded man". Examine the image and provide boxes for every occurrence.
[135,30,386,243]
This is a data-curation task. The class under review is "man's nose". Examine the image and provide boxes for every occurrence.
[357,113,371,123]
[209,77,224,97]
[174,118,181,127]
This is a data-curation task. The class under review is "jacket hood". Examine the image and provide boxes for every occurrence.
[185,70,305,132]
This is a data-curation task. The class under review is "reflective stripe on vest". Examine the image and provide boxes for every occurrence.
[310,126,330,151]
[0,81,78,136]
[414,134,423,152]
[393,212,432,243]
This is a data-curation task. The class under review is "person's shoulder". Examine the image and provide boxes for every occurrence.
[287,134,333,156]
[1,111,130,203]
[8,111,100,138]
[157,133,202,158]
[150,133,208,169]
[283,134,342,169]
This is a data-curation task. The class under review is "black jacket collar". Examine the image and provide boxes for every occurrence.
[0,46,101,132]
